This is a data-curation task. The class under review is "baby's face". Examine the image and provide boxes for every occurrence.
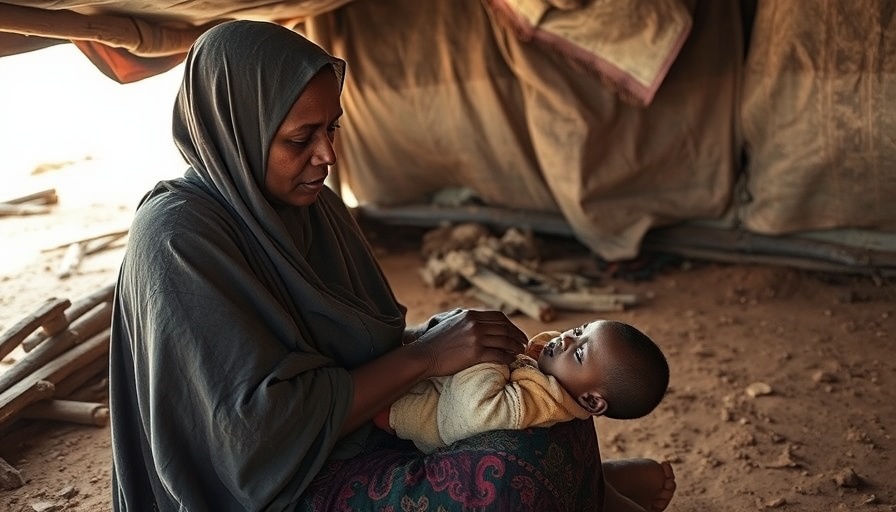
[537,321,617,403]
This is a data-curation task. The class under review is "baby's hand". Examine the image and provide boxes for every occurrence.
[373,407,395,434]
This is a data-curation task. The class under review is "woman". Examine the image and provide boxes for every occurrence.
[109,20,608,511]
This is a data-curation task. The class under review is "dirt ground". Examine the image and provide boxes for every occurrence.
[1,182,894,511]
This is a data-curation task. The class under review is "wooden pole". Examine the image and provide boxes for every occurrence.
[21,399,109,427]
[0,328,110,429]
[22,283,115,352]
[0,297,70,362]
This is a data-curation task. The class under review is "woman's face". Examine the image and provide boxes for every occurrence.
[265,69,343,207]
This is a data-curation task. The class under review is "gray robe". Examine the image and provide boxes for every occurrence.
[110,20,406,511]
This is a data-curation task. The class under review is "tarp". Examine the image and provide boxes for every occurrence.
[2,0,895,270]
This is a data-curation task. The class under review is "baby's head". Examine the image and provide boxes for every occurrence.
[537,320,669,420]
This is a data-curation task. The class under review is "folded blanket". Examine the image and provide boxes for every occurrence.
[485,0,693,106]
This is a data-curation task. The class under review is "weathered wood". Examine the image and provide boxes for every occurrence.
[469,289,518,316]
[2,188,58,205]
[0,329,109,429]
[0,379,55,430]
[84,230,128,255]
[22,399,109,427]
[0,202,51,216]
[23,283,115,352]
[473,245,565,289]
[539,291,639,312]
[0,302,111,395]
[445,252,554,322]
[0,297,70,362]
[52,354,107,400]
[57,242,86,279]
[42,229,129,253]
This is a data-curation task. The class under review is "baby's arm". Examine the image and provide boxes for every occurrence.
[387,377,447,453]
[439,361,589,446]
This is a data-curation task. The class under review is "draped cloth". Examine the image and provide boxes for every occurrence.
[109,20,407,510]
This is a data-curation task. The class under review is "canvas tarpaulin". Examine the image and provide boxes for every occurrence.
[306,0,741,260]
[740,0,896,234]
[2,0,895,269]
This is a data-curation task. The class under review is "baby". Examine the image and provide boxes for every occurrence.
[375,319,670,452]
[374,319,674,510]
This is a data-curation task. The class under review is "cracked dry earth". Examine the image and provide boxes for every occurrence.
[1,217,894,512]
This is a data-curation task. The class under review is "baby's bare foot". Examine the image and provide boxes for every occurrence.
[603,458,676,511]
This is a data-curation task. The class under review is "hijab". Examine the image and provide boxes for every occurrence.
[110,20,406,511]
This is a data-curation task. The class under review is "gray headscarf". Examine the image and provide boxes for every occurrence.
[110,20,405,511]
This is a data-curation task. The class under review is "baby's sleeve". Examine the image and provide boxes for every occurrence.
[389,378,447,453]
[436,363,522,446]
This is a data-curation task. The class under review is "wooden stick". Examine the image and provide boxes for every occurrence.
[53,355,107,400]
[84,230,128,255]
[0,329,110,429]
[0,203,51,216]
[443,251,554,322]
[0,302,111,395]
[23,283,115,352]
[0,379,55,430]
[470,289,518,316]
[473,245,565,289]
[21,399,109,427]
[1,188,57,205]
[57,242,86,279]
[42,229,129,253]
[539,292,637,312]
[0,297,70,362]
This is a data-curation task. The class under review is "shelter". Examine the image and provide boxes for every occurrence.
[2,0,895,275]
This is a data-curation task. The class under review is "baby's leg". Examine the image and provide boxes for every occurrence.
[603,459,676,512]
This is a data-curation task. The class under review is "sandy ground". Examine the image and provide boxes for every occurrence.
[1,163,894,512]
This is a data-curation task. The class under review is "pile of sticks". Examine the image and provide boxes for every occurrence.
[0,284,114,435]
[418,223,639,322]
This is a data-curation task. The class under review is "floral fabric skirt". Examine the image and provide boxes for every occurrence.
[298,419,604,511]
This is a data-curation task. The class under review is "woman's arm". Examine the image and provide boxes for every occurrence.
[340,308,528,436]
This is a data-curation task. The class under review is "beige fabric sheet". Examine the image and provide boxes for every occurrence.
[740,0,896,234]
[307,0,743,260]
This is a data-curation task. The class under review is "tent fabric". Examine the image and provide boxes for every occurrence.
[307,0,742,260]
[2,0,895,265]
[740,0,896,234]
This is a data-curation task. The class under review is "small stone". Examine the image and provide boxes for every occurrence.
[30,502,62,512]
[746,382,773,398]
[833,467,863,488]
[862,494,879,505]
[56,485,78,499]
[812,370,838,384]
[765,497,786,508]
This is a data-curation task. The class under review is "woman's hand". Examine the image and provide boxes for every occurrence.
[411,308,528,378]
[343,308,526,436]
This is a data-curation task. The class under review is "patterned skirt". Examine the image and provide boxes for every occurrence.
[299,419,604,511]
